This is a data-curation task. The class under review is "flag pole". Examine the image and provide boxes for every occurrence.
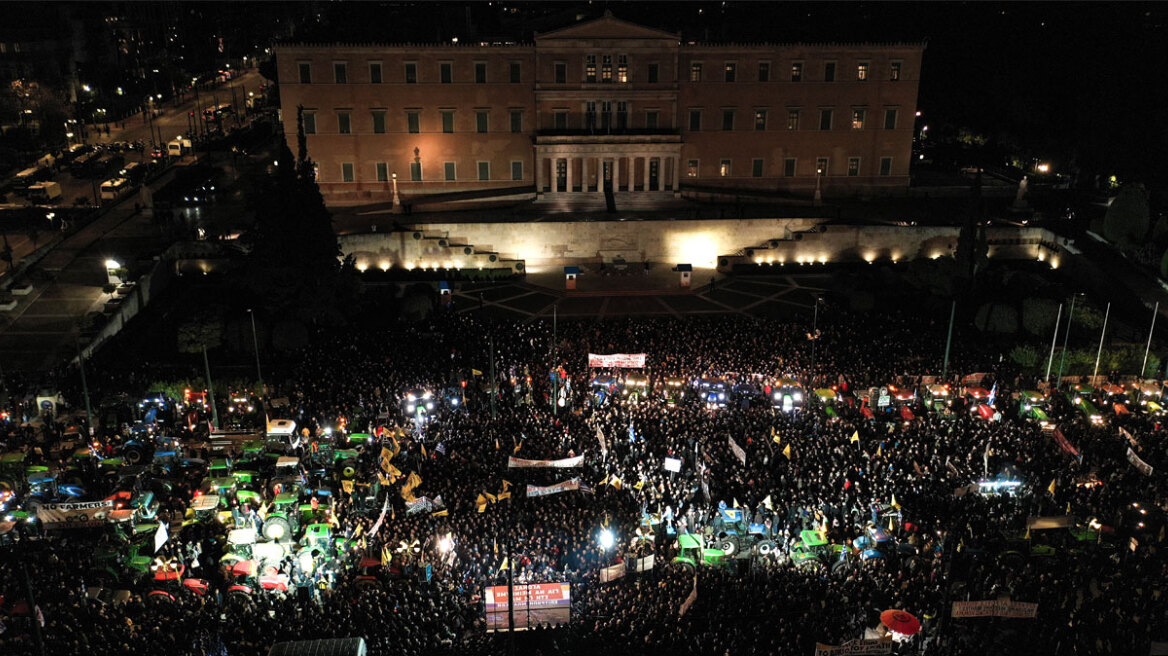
[1045,303,1063,383]
[1142,302,1159,378]
[1092,302,1110,382]
[941,300,956,380]
[1055,294,1078,389]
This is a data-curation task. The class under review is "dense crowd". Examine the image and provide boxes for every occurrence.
[1,307,1166,656]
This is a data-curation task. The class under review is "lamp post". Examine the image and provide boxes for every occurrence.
[1045,303,1063,383]
[809,296,823,383]
[1142,302,1159,378]
[814,165,823,207]
[391,172,401,212]
[941,300,957,380]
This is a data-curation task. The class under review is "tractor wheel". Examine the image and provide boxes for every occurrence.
[716,538,737,556]
[341,465,357,480]
[263,515,292,542]
[122,444,146,465]
[755,540,776,556]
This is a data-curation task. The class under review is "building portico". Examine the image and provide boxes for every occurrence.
[535,137,682,199]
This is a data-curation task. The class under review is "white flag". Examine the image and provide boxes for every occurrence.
[154,521,169,554]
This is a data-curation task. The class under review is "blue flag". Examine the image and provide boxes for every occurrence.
[988,382,998,407]
[628,421,636,444]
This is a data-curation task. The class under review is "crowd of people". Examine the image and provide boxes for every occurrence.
[1,306,1165,656]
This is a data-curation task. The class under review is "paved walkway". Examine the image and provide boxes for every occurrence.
[451,273,830,322]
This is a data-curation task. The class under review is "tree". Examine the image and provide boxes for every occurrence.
[1103,184,1150,246]
[177,317,224,353]
[1009,345,1042,375]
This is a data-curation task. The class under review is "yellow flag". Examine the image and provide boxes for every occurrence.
[891,493,900,509]
[421,444,427,459]
[432,509,449,517]
[850,431,860,443]
[493,537,498,555]
[599,474,610,486]
[876,444,882,458]
[763,495,773,511]
[1047,479,1057,496]
[501,480,513,492]
[496,490,511,501]
[611,476,622,490]
[472,369,483,376]
[476,493,488,513]
[391,435,401,457]
[888,515,895,531]
[353,524,363,538]
[495,437,500,451]
[733,498,741,510]
[377,472,390,486]
[381,545,392,566]
[500,557,509,570]
[342,480,355,494]
[386,463,402,479]
[513,441,523,455]
[485,491,497,504]
[634,480,645,491]
[782,444,792,459]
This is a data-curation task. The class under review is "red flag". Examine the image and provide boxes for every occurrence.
[844,480,852,490]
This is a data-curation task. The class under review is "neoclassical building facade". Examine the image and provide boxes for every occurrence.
[276,12,924,208]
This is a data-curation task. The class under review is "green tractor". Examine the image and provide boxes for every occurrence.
[672,533,731,571]
[790,529,846,567]
[1018,391,1053,429]
[262,492,300,542]
[1065,387,1103,425]
[814,388,839,419]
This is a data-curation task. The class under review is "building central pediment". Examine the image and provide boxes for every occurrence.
[535,11,679,42]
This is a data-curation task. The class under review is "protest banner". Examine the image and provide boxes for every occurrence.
[526,478,592,497]
[508,455,585,469]
[587,353,647,368]
[813,638,892,655]
[728,437,747,466]
[600,561,627,583]
[951,599,1038,619]
[1127,447,1154,476]
[36,500,115,528]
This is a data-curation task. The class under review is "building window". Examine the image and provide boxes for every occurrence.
[758,61,770,82]
[337,112,351,134]
[754,109,767,131]
[647,63,659,83]
[510,62,521,83]
[376,162,389,181]
[824,61,836,82]
[616,101,628,129]
[405,62,418,83]
[880,157,893,176]
[645,110,659,129]
[600,101,612,130]
[724,62,736,82]
[752,158,764,177]
[440,62,453,84]
[585,101,597,129]
[689,109,702,131]
[510,110,523,133]
[719,159,731,177]
[298,62,312,84]
[407,111,420,134]
[690,62,702,82]
[554,111,568,130]
[341,162,354,182]
[687,159,699,177]
[890,62,902,81]
[617,55,628,83]
[816,157,829,176]
[511,161,523,181]
[410,162,422,181]
[477,161,490,181]
[369,62,382,84]
[883,108,898,130]
[302,112,316,134]
[476,111,488,133]
[371,111,386,134]
[441,111,454,133]
[851,109,865,130]
[585,55,597,82]
[721,109,735,131]
[333,62,348,84]
[554,62,567,84]
[819,109,833,131]
[444,162,456,181]
[847,157,860,176]
[857,63,868,81]
[790,62,802,82]
[783,158,796,177]
[474,62,487,84]
[787,109,800,130]
[601,55,613,82]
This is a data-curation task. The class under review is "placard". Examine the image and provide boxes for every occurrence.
[663,457,682,473]
[587,353,646,368]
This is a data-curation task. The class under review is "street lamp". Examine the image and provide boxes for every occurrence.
[104,259,121,285]
[391,172,401,212]
[814,165,823,207]
[247,308,263,394]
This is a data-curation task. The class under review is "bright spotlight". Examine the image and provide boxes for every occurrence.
[598,528,615,550]
[438,534,454,554]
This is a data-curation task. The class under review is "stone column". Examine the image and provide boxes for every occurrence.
[642,155,651,191]
[673,155,681,193]
[552,157,561,194]
[596,157,604,193]
[615,156,622,192]
[536,153,545,194]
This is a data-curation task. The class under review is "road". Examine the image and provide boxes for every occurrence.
[85,70,267,149]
